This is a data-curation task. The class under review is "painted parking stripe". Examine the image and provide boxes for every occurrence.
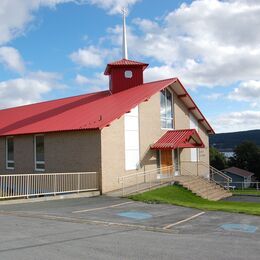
[163,211,205,229]
[72,201,134,213]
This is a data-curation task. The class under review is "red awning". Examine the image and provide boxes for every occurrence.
[151,129,205,150]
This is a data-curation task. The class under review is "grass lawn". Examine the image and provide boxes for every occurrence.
[232,189,260,196]
[129,185,260,216]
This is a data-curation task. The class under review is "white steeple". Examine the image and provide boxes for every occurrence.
[122,7,128,60]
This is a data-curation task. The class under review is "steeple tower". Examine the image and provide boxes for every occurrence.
[122,7,128,59]
[104,8,149,94]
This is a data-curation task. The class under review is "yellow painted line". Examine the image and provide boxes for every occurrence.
[163,211,205,229]
[72,201,134,213]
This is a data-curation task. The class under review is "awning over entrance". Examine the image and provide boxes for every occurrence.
[151,129,205,150]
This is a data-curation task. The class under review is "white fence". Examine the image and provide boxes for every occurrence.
[217,181,260,192]
[118,166,175,196]
[181,161,232,190]
[0,172,99,199]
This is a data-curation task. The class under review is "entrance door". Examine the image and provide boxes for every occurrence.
[160,150,173,176]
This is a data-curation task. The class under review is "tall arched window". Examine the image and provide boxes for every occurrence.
[160,88,174,129]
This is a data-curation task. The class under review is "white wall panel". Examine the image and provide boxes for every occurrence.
[124,106,140,170]
[190,113,198,162]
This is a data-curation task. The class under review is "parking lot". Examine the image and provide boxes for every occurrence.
[0,195,259,259]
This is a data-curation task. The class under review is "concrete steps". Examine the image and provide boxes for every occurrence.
[173,175,232,201]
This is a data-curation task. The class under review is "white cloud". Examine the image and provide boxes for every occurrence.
[0,0,141,46]
[87,0,141,14]
[228,80,260,102]
[0,0,78,45]
[0,71,64,109]
[144,66,175,82]
[203,93,224,101]
[70,46,104,67]
[108,0,260,88]
[0,46,25,73]
[74,72,108,91]
[75,74,89,85]
[213,110,260,133]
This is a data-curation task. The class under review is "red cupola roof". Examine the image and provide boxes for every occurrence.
[104,58,148,75]
[104,58,149,94]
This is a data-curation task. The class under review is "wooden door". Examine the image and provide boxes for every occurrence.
[160,150,173,175]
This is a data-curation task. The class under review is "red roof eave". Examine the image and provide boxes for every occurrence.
[151,129,205,150]
[175,79,215,134]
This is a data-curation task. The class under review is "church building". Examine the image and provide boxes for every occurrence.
[0,11,214,196]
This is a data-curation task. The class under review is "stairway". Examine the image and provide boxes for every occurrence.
[173,175,232,201]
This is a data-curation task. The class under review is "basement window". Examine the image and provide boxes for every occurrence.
[6,137,14,169]
[160,88,174,129]
[34,135,45,171]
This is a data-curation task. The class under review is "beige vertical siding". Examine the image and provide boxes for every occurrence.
[0,131,102,175]
[101,83,211,192]
[0,138,6,171]
[45,131,101,173]
[101,92,167,193]
[0,82,211,191]
[0,135,34,173]
[173,89,191,163]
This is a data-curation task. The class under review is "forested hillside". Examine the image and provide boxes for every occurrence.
[209,130,260,149]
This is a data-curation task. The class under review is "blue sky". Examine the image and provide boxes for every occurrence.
[0,0,260,133]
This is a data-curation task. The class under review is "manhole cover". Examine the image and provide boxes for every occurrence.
[117,211,152,220]
[220,224,257,233]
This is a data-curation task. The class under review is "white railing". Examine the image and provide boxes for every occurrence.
[217,181,260,191]
[181,161,232,190]
[0,172,99,199]
[118,166,175,196]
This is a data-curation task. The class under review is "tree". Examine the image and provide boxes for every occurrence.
[210,147,227,170]
[230,141,260,180]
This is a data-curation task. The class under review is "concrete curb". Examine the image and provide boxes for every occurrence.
[232,194,260,197]
[0,191,100,205]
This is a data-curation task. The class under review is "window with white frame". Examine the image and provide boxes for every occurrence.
[160,88,174,129]
[34,135,45,171]
[6,137,14,169]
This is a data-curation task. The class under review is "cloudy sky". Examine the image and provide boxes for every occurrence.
[0,0,260,133]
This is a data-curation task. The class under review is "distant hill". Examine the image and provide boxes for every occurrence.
[209,130,260,150]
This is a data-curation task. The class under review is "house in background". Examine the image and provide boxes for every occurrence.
[222,167,254,189]
[0,12,225,199]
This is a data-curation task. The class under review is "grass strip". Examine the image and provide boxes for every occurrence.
[129,185,260,216]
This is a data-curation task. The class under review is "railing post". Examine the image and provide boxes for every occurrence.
[136,174,138,192]
[54,174,57,196]
[26,174,29,199]
[122,179,124,197]
[77,173,80,193]
[149,172,151,190]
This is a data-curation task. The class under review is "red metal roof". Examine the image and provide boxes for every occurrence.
[0,78,177,137]
[151,129,205,150]
[104,59,148,75]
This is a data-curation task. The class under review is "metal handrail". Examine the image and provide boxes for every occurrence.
[119,165,175,196]
[118,165,174,183]
[0,172,98,199]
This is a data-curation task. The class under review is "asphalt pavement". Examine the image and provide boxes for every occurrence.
[0,195,259,260]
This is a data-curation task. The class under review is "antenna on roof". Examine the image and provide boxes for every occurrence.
[122,7,128,60]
